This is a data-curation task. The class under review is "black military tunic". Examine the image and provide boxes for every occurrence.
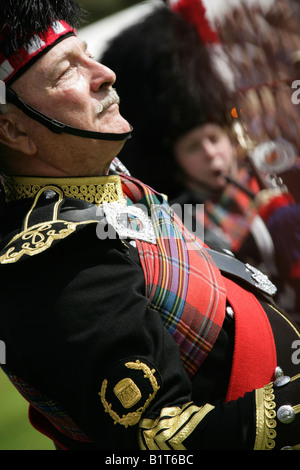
[0,174,299,451]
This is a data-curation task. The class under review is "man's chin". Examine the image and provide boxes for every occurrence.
[99,110,132,137]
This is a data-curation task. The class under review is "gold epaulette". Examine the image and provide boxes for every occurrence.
[0,185,99,264]
[0,175,126,264]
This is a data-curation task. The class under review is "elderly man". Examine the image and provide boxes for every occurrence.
[0,0,299,451]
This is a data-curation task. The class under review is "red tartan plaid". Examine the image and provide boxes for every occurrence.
[121,176,227,378]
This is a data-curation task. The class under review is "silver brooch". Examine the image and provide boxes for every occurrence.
[103,201,156,244]
[245,263,277,296]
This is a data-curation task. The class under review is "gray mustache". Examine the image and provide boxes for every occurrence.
[96,88,120,114]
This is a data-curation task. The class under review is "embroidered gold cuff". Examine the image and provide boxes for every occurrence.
[254,383,277,450]
[138,402,214,450]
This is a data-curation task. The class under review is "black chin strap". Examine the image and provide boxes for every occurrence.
[6,87,133,142]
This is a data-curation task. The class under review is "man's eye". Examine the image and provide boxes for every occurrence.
[185,143,199,154]
[61,67,70,76]
[208,134,220,144]
[58,65,74,80]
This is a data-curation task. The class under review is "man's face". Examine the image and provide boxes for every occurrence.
[174,123,235,193]
[10,35,131,176]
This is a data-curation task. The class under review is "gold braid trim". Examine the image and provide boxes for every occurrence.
[138,402,214,450]
[254,383,277,450]
[291,373,300,382]
[2,175,125,205]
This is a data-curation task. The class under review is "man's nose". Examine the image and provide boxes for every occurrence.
[202,140,216,159]
[90,61,116,92]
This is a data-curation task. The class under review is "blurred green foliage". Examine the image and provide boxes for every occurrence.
[0,0,144,451]
[0,369,53,450]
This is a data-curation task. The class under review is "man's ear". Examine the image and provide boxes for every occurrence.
[0,113,37,155]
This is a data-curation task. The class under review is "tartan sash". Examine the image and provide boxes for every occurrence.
[121,176,227,378]
[200,168,259,252]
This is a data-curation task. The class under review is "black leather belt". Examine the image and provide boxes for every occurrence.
[205,248,277,297]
